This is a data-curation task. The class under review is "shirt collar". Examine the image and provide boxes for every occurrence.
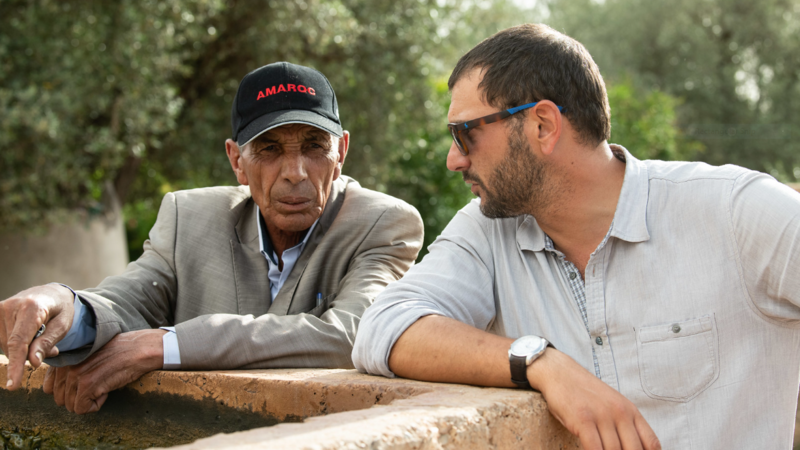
[608,144,650,243]
[517,144,650,252]
[517,215,547,252]
[255,206,319,265]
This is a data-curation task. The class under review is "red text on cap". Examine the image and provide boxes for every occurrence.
[256,84,316,101]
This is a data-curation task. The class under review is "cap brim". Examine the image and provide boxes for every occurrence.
[237,110,344,147]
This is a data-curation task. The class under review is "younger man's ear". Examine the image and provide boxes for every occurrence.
[529,100,562,157]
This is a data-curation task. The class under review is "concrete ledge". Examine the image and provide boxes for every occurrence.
[1,357,579,449]
[171,379,579,450]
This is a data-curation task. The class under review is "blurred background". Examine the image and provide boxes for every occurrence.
[1,0,799,295]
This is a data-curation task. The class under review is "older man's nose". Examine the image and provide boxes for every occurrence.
[281,154,308,184]
[446,141,470,172]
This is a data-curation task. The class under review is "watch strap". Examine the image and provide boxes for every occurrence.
[509,354,532,389]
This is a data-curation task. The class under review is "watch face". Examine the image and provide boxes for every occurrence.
[509,336,547,357]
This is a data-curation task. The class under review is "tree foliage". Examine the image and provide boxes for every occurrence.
[2,0,710,261]
[0,0,224,230]
[607,80,703,161]
[548,0,800,180]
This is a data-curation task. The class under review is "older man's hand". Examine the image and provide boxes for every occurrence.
[43,329,166,414]
[0,284,75,390]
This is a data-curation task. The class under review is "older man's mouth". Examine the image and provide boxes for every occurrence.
[276,197,312,212]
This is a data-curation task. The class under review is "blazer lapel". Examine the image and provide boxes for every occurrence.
[231,198,271,317]
[268,176,351,316]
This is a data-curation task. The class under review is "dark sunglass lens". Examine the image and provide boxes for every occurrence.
[449,127,468,156]
[457,134,468,155]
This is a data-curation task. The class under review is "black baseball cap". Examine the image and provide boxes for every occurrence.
[231,62,343,147]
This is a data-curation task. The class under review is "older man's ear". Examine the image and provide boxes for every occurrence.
[225,139,249,186]
[333,131,350,181]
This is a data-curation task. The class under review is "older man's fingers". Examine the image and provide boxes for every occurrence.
[43,366,56,394]
[52,366,68,407]
[64,370,80,413]
[73,378,110,415]
[1,284,74,390]
[0,315,8,356]
[3,307,44,390]
[85,392,109,414]
[29,315,68,368]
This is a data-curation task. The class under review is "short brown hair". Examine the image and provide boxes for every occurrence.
[448,24,610,146]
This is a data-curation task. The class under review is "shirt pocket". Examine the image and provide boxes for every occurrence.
[635,314,719,402]
[305,292,337,318]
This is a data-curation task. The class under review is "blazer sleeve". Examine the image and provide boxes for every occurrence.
[174,202,424,370]
[46,193,179,367]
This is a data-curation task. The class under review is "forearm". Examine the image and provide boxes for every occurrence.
[388,315,517,388]
[176,311,359,370]
[388,315,578,393]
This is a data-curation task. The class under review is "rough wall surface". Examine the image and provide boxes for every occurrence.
[0,210,128,299]
[170,384,580,450]
[1,357,580,449]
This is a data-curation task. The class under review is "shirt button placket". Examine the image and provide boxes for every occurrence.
[586,249,619,390]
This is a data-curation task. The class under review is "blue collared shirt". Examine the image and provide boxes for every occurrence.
[257,206,319,302]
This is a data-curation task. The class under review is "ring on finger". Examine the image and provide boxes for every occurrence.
[33,324,46,340]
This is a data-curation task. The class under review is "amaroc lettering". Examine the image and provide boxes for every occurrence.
[256,84,316,100]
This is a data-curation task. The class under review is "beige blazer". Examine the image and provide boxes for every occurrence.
[53,176,423,370]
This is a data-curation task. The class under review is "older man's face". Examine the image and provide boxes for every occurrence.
[229,124,348,232]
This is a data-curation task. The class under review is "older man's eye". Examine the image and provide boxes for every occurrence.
[307,142,328,151]
[255,144,277,153]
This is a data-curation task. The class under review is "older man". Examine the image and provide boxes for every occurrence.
[1,62,423,414]
[353,25,800,449]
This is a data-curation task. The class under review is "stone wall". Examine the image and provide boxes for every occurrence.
[0,209,128,299]
[0,357,579,449]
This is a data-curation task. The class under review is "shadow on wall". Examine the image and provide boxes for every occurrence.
[0,199,128,299]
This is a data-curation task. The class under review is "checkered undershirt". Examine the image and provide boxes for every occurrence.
[542,225,614,379]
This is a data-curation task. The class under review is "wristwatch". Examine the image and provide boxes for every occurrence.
[508,335,550,389]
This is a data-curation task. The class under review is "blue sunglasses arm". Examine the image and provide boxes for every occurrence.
[506,102,565,115]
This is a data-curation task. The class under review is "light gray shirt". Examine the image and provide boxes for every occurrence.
[352,145,800,449]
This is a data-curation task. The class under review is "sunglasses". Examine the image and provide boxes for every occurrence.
[447,101,564,156]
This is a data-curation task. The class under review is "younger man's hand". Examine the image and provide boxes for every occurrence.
[528,348,661,450]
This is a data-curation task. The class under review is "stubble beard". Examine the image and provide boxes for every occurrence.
[472,120,551,219]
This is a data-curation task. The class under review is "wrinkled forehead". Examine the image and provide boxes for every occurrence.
[251,123,333,144]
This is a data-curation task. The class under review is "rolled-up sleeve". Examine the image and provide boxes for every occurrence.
[352,200,497,377]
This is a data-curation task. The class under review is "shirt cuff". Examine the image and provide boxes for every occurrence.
[50,283,97,351]
[160,327,181,370]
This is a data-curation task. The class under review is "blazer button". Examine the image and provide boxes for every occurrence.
[595,336,603,345]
